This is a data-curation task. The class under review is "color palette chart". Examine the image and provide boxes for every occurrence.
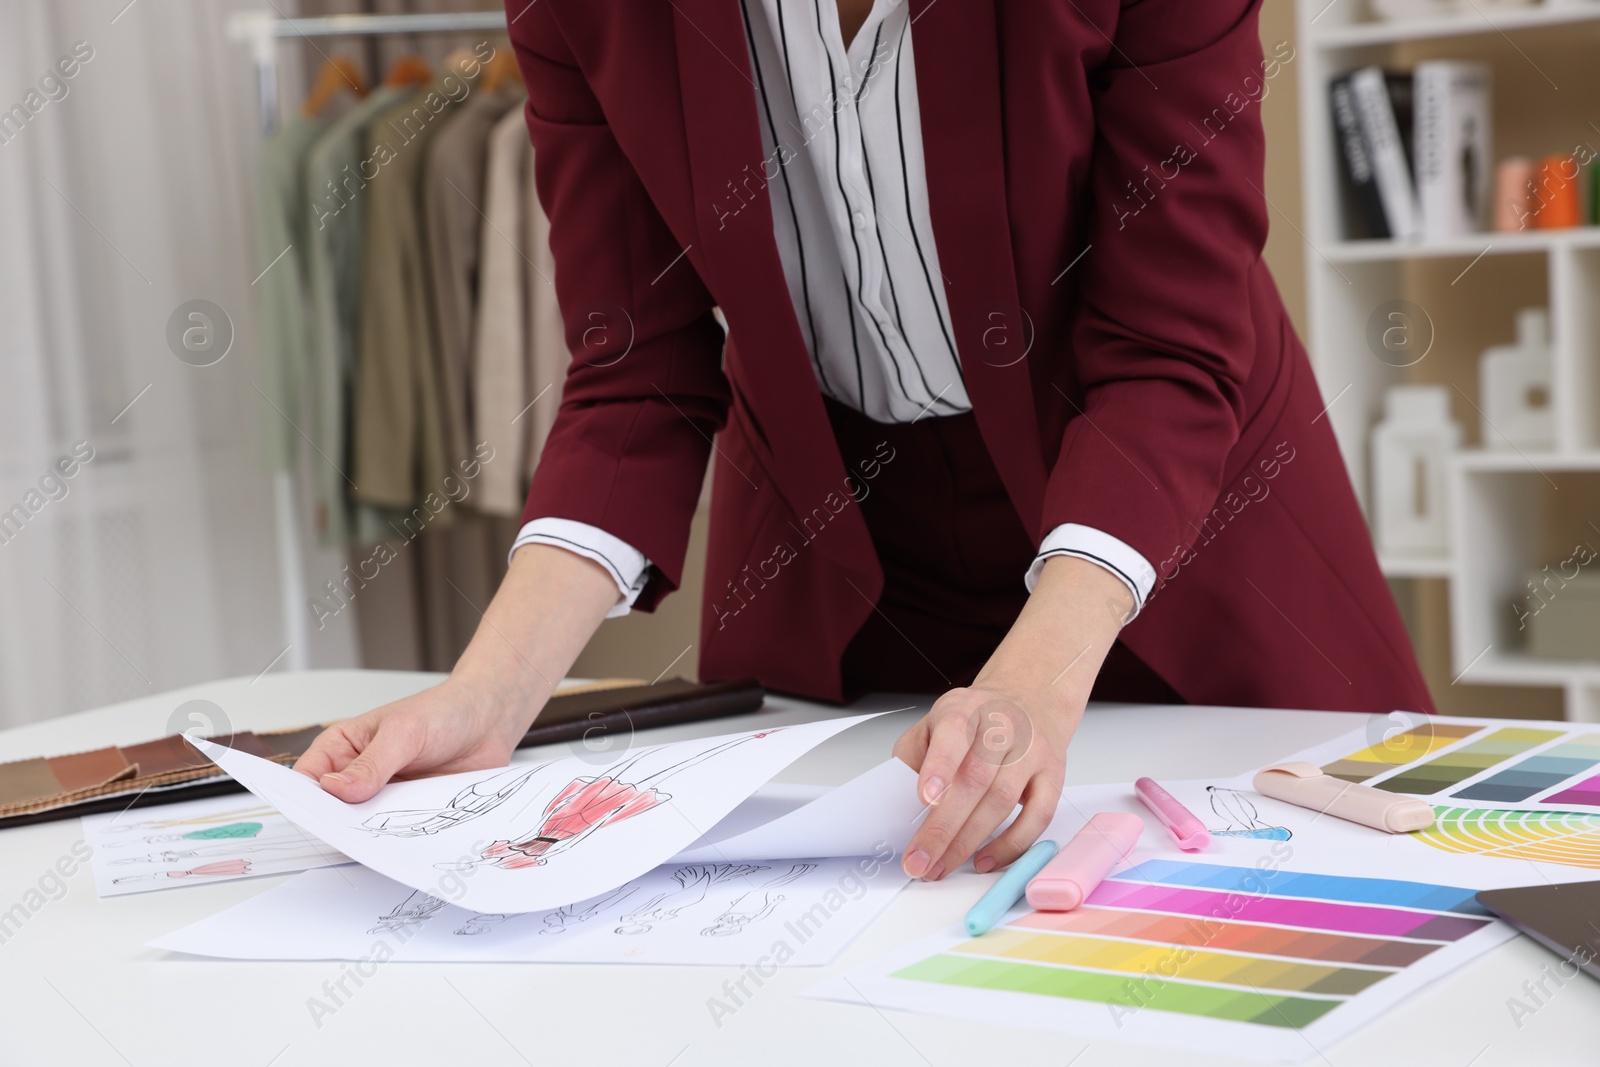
[1412,806,1600,869]
[808,858,1513,1061]
[1309,717,1600,813]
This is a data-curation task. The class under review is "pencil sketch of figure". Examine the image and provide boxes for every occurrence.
[103,806,274,833]
[438,732,786,873]
[370,889,448,935]
[107,837,327,865]
[454,913,514,936]
[701,863,818,937]
[360,764,546,837]
[1207,785,1292,841]
[539,883,638,936]
[106,821,267,847]
[111,858,253,884]
[615,864,770,935]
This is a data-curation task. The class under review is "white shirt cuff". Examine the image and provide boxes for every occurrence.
[510,518,652,618]
[1025,523,1156,621]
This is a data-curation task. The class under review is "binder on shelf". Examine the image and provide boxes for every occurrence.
[1349,66,1421,241]
[1329,72,1390,240]
[1415,61,1492,241]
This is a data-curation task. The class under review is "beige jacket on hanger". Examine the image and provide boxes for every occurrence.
[473,103,542,516]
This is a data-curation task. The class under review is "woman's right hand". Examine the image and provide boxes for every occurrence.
[291,542,626,803]
[292,678,533,803]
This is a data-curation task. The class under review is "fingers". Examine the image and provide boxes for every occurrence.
[322,716,426,803]
[933,773,1026,877]
[292,720,369,782]
[903,744,999,880]
[972,774,1060,873]
[915,698,980,807]
[891,716,931,771]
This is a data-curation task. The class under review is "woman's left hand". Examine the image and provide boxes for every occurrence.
[892,682,1079,880]
[890,554,1135,880]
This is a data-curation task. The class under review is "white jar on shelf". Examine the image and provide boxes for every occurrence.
[1371,385,1462,557]
[1479,307,1554,452]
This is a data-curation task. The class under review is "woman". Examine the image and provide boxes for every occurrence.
[297,0,1433,882]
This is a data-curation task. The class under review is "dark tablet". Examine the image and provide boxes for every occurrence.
[1476,881,1600,981]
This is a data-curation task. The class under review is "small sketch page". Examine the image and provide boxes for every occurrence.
[186,713,883,913]
[151,853,907,967]
[81,794,349,897]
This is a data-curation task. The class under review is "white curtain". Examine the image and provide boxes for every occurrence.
[0,0,359,729]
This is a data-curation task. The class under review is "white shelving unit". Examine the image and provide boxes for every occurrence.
[1295,0,1600,722]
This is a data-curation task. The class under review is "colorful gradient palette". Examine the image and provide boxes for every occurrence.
[1544,771,1600,809]
[1372,727,1564,795]
[888,860,1493,1031]
[1413,806,1600,869]
[1451,734,1600,802]
[1321,723,1481,783]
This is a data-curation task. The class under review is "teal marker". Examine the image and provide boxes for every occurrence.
[963,839,1060,936]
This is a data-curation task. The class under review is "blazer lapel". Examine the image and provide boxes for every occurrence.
[907,0,1047,533]
[670,0,879,576]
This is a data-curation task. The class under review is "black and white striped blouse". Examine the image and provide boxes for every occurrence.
[513,0,1157,619]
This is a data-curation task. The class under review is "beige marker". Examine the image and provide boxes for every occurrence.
[1251,762,1436,833]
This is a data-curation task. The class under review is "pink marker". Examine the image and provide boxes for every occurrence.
[1135,777,1211,852]
[1025,811,1143,911]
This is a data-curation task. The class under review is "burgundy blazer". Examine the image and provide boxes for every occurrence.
[506,0,1436,714]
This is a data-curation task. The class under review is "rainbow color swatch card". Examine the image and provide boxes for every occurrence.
[805,856,1515,1062]
[1272,714,1600,814]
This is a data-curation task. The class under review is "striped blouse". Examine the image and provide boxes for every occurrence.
[513,0,1157,620]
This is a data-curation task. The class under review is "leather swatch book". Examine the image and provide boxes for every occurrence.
[0,677,763,829]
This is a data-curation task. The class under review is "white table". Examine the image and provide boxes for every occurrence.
[0,671,1593,1066]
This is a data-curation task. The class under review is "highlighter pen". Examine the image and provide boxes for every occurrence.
[1252,762,1435,833]
[1135,777,1211,851]
[963,838,1059,936]
[1026,811,1143,911]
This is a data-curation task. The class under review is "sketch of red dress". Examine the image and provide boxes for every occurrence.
[112,858,252,884]
[441,730,785,873]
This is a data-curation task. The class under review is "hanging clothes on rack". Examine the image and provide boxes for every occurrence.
[254,110,331,479]
[352,73,457,515]
[244,12,576,673]
[302,82,415,545]
[472,101,534,516]
[422,56,520,475]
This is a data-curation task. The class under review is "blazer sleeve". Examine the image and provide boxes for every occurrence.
[1043,0,1273,577]
[507,2,730,611]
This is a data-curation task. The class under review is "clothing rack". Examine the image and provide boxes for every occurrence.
[228,9,512,673]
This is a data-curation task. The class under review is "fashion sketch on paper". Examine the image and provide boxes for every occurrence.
[370,889,449,935]
[615,864,770,935]
[360,764,546,837]
[1207,785,1293,841]
[539,882,639,935]
[701,863,818,937]
[439,731,785,873]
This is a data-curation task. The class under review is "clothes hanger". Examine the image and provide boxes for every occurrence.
[383,54,433,88]
[442,46,480,78]
[301,56,369,117]
[482,46,520,95]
